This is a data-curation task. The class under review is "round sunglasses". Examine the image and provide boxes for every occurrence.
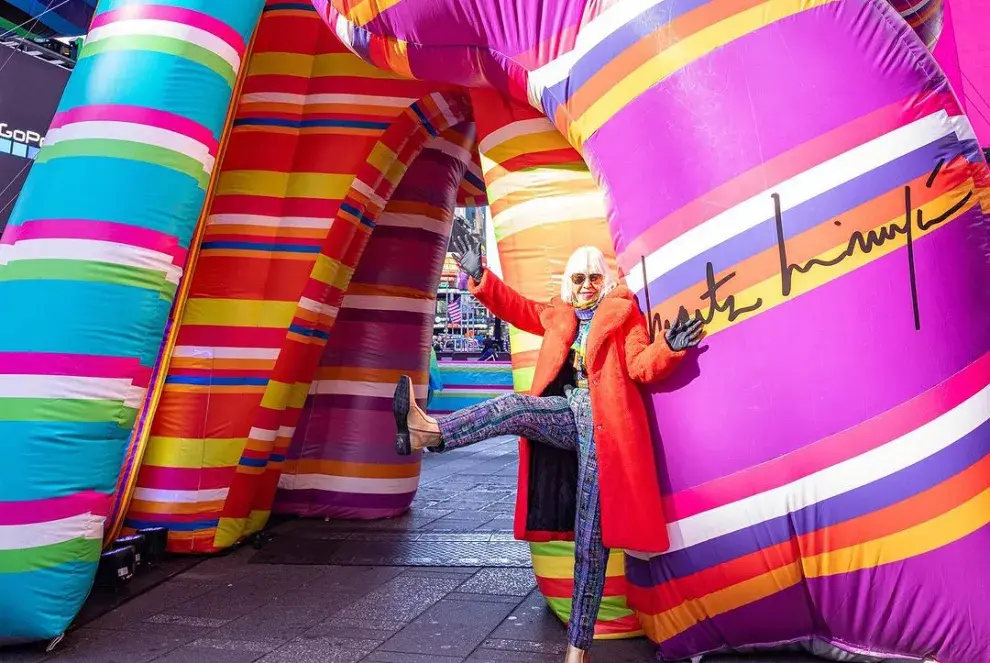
[570,273,604,286]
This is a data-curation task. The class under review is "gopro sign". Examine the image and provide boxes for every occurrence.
[0,123,45,147]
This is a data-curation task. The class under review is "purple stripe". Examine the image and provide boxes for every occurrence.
[585,0,939,246]
[639,137,978,307]
[655,529,990,662]
[654,582,816,661]
[322,321,430,372]
[625,418,990,586]
[645,205,990,493]
[273,488,414,515]
[542,0,712,117]
[289,404,419,464]
[367,0,585,58]
[335,307,431,326]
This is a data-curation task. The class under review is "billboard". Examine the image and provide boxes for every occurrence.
[0,44,70,235]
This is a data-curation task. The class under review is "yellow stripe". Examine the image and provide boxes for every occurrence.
[183,298,298,327]
[213,517,247,548]
[480,130,572,167]
[532,550,627,578]
[216,170,355,200]
[346,0,406,27]
[247,52,400,79]
[260,380,310,410]
[367,141,398,175]
[697,184,978,338]
[312,254,354,290]
[142,436,246,469]
[569,0,836,145]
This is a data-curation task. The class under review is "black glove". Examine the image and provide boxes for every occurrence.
[450,234,484,281]
[665,316,704,352]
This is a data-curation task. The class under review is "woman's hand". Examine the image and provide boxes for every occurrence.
[450,234,484,281]
[665,317,704,352]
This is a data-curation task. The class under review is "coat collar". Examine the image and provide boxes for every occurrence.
[541,286,640,362]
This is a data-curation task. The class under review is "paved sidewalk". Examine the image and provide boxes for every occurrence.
[1,437,817,663]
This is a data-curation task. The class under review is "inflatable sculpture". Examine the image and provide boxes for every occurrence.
[0,0,988,661]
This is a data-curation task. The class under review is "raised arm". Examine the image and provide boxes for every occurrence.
[469,269,548,337]
[624,315,684,383]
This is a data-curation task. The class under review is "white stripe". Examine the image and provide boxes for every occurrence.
[527,0,669,105]
[342,295,435,314]
[310,380,427,399]
[492,191,607,239]
[351,178,387,209]
[249,427,278,442]
[239,92,417,107]
[625,111,975,294]
[435,388,514,397]
[46,121,215,173]
[333,13,359,55]
[278,473,420,495]
[171,346,280,360]
[629,384,990,559]
[465,159,485,186]
[132,487,229,504]
[377,211,449,236]
[485,167,592,205]
[431,92,460,131]
[0,375,145,408]
[86,18,241,71]
[277,425,296,438]
[208,214,331,228]
[479,118,556,154]
[427,137,473,165]
[0,237,182,284]
[299,297,339,317]
[0,513,103,550]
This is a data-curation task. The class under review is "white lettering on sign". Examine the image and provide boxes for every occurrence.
[0,123,45,146]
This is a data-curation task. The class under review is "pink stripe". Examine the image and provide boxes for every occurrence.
[0,491,110,526]
[90,5,246,53]
[1,219,188,264]
[49,105,218,154]
[662,352,990,521]
[617,92,960,274]
[136,465,235,492]
[0,352,152,387]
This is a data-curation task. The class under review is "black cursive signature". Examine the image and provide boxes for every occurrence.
[648,159,974,338]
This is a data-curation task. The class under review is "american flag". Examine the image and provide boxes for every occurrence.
[448,295,462,326]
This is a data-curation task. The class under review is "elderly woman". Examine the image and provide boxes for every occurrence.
[393,239,702,663]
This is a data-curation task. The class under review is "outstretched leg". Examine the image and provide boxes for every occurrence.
[393,375,578,455]
[566,390,608,659]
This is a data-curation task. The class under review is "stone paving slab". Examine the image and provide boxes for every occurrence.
[1,437,827,663]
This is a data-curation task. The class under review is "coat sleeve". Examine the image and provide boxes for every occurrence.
[623,312,686,383]
[468,269,548,337]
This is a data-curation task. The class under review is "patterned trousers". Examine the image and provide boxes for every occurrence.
[437,389,608,650]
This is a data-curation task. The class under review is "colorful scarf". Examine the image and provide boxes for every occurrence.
[571,304,597,387]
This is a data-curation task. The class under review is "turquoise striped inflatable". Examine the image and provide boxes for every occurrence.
[427,360,514,415]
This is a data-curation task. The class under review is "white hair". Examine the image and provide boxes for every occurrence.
[560,246,617,304]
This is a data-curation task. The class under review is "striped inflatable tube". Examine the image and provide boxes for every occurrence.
[315,1,990,660]
[470,88,642,640]
[0,0,265,643]
[122,1,464,552]
[426,360,514,416]
[275,123,475,518]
